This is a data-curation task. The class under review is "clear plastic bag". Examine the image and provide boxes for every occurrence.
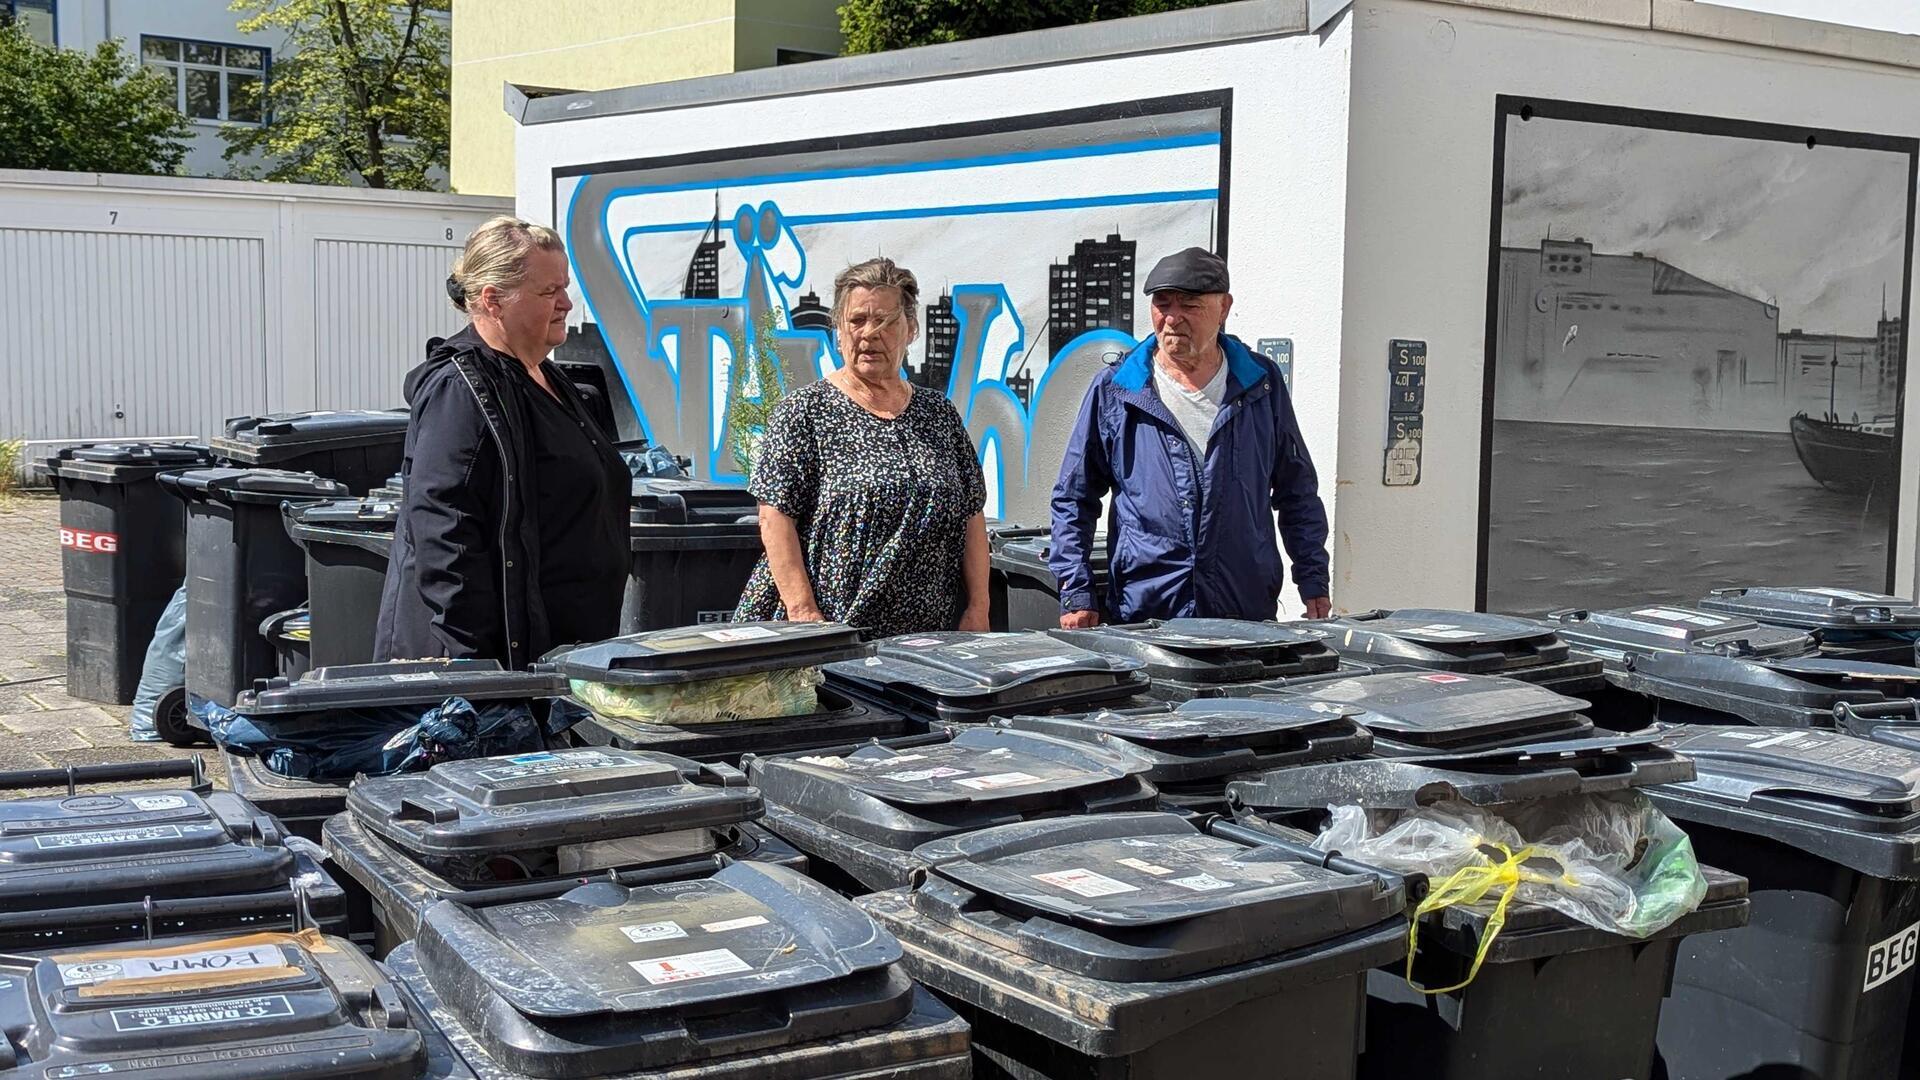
[568,666,823,726]
[1314,791,1708,991]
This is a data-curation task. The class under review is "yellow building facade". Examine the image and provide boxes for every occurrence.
[452,0,843,195]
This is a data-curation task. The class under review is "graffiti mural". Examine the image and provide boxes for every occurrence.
[552,93,1231,524]
[1480,98,1917,614]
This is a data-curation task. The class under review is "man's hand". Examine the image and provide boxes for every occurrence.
[1060,609,1101,629]
[1302,596,1332,619]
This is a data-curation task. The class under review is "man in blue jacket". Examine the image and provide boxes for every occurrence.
[1049,247,1331,626]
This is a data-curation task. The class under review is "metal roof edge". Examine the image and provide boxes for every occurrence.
[0,168,513,209]
[514,0,1310,126]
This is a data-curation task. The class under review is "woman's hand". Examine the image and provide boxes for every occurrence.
[787,603,827,623]
[956,603,990,632]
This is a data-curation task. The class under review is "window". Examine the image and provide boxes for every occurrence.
[775,47,833,65]
[141,35,267,124]
[2,0,55,45]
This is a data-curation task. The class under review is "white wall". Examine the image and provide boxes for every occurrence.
[1334,0,1920,609]
[515,9,1356,606]
[0,170,509,448]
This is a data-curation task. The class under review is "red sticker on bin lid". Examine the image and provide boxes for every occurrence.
[1419,673,1469,684]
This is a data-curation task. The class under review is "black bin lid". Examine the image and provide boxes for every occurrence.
[823,632,1147,719]
[45,441,211,482]
[1549,605,1816,663]
[1699,586,1920,634]
[1626,652,1920,719]
[1268,671,1593,753]
[346,747,762,863]
[630,477,758,525]
[747,727,1155,851]
[1001,697,1371,782]
[288,495,400,531]
[409,863,910,1077]
[989,531,1109,574]
[1649,724,1920,879]
[0,789,296,911]
[159,467,350,506]
[0,930,423,1078]
[212,410,410,459]
[258,607,310,642]
[544,621,870,686]
[1322,609,1576,672]
[236,659,567,714]
[906,812,1406,981]
[1049,619,1339,684]
[1227,734,1694,812]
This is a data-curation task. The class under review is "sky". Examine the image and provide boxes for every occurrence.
[1704,0,1920,35]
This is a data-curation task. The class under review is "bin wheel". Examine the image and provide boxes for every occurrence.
[153,688,203,747]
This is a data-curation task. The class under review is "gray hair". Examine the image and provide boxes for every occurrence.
[447,215,565,312]
[832,257,920,332]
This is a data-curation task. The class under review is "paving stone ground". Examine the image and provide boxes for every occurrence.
[0,491,228,791]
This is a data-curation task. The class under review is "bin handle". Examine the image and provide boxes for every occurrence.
[440,854,727,907]
[1205,815,1425,903]
[0,756,208,795]
[1834,699,1920,724]
[1544,607,1588,623]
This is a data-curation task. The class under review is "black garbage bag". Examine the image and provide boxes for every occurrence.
[194,695,575,781]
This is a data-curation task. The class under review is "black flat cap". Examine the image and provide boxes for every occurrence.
[1143,247,1230,294]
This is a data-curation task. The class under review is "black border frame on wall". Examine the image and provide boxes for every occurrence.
[549,89,1235,259]
[1474,94,1920,611]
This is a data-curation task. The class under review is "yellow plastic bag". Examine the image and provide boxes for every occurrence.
[569,666,823,726]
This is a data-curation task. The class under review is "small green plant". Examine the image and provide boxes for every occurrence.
[0,439,23,505]
[724,309,791,476]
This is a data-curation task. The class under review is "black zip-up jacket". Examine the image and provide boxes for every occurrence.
[374,325,624,667]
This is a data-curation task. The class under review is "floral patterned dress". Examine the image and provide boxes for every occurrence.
[733,380,986,638]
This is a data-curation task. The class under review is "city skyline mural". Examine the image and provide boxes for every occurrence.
[1482,98,1916,614]
[552,93,1231,523]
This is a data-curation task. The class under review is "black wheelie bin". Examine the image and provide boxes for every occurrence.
[858,811,1410,1080]
[823,631,1152,729]
[322,747,805,956]
[746,725,1158,893]
[1547,604,1819,729]
[988,526,1109,631]
[210,410,409,496]
[385,864,972,1080]
[44,442,212,704]
[1263,670,1595,756]
[1698,585,1920,666]
[1649,724,1920,1080]
[218,659,571,842]
[546,621,905,763]
[0,758,347,950]
[622,477,763,632]
[1228,736,1749,1080]
[1609,652,1920,728]
[0,927,429,1080]
[997,696,1372,813]
[282,496,398,669]
[161,467,349,721]
[1049,617,1351,701]
[1318,609,1606,696]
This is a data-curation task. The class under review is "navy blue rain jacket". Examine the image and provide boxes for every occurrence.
[1048,332,1330,622]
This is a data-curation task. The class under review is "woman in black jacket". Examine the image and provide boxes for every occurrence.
[374,216,629,667]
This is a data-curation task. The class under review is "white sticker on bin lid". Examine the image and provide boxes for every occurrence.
[1632,608,1724,627]
[1747,731,1820,750]
[35,825,184,850]
[1408,625,1479,639]
[1000,655,1075,674]
[701,626,779,642]
[896,637,943,647]
[1418,674,1470,685]
[110,994,294,1032]
[390,672,440,682]
[700,915,768,934]
[1167,872,1235,893]
[1033,868,1138,898]
[629,948,751,985]
[1864,920,1920,992]
[60,943,285,986]
[475,751,622,782]
[619,922,687,944]
[954,772,1040,791]
[1116,857,1172,876]
[131,795,187,812]
[883,767,968,783]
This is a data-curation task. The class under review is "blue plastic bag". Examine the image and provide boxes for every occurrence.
[128,585,188,742]
[196,695,578,781]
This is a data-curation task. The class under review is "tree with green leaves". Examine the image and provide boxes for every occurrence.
[0,20,192,175]
[839,0,1227,54]
[220,0,449,190]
